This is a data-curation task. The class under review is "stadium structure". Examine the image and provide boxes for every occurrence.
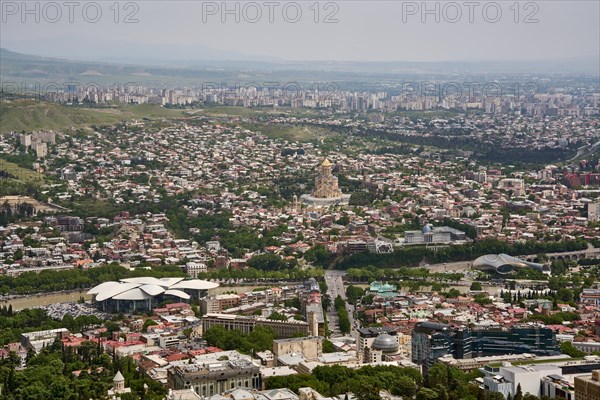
[472,254,548,275]
[87,277,219,313]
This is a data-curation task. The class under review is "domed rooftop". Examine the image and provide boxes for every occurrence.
[88,277,219,301]
[372,334,398,353]
[422,224,433,234]
[473,254,545,275]
[114,371,125,382]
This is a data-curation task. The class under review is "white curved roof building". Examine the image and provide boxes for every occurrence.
[87,277,219,313]
[473,254,546,275]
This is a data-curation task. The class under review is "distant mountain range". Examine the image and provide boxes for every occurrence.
[1,47,598,87]
[1,37,281,65]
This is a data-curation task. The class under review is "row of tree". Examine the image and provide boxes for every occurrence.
[335,239,588,270]
[266,362,494,400]
[334,295,351,334]
[266,364,421,399]
[195,266,324,281]
[346,265,463,284]
[0,263,186,295]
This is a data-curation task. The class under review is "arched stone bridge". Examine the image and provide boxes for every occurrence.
[520,247,600,263]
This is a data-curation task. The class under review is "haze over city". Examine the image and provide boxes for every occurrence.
[0,1,600,400]
[1,1,599,65]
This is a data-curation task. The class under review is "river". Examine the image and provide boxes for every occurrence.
[0,282,497,312]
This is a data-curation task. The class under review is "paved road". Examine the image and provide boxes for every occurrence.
[424,260,473,273]
[568,139,600,162]
[324,270,358,337]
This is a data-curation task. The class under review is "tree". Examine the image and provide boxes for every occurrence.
[26,347,36,365]
[514,383,523,400]
[13,249,23,261]
[416,387,440,400]
[247,253,287,271]
[284,298,301,309]
[313,365,356,388]
[336,215,350,225]
[470,282,483,291]
[247,327,277,353]
[142,319,158,331]
[474,294,493,305]
[7,364,16,393]
[392,375,417,398]
[425,363,449,388]
[267,311,288,321]
[323,339,336,353]
[361,294,375,305]
[346,285,365,304]
[556,288,574,303]
[560,341,585,358]
[202,326,276,354]
[305,245,330,267]
[334,295,351,333]
[354,377,382,400]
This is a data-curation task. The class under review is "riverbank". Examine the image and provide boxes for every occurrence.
[0,282,302,311]
[0,290,93,311]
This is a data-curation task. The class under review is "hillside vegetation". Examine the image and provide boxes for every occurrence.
[0,100,185,133]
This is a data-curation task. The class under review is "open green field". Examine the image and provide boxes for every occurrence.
[0,98,330,136]
[238,122,341,143]
[0,98,337,144]
[240,123,315,142]
[119,103,187,119]
[0,99,187,133]
[0,158,44,183]
[66,198,119,218]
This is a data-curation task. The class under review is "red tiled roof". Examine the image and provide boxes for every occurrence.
[165,353,189,362]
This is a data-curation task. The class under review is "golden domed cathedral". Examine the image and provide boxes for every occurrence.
[300,158,351,207]
[311,159,344,199]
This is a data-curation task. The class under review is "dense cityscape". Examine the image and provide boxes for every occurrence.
[1,1,600,400]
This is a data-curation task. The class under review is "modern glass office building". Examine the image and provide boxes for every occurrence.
[412,322,560,371]
[411,322,455,370]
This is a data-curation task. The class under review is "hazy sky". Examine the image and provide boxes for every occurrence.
[1,0,599,62]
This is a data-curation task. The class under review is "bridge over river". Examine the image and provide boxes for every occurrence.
[426,246,600,273]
